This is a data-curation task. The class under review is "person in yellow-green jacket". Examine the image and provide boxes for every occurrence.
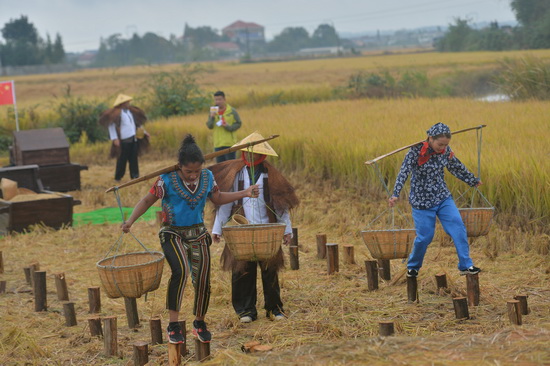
[206,91,243,163]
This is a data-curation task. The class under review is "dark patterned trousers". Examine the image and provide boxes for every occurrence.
[159,224,212,316]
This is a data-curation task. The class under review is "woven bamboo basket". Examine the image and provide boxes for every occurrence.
[459,207,494,237]
[361,229,416,259]
[223,223,285,261]
[97,251,164,299]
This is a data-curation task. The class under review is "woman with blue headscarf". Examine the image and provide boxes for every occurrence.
[389,122,482,278]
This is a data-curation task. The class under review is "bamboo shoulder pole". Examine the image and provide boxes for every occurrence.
[365,125,486,165]
[106,134,279,193]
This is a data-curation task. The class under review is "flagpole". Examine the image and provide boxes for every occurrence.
[11,80,19,131]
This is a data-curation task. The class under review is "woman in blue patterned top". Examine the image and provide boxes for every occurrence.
[388,122,482,278]
[122,134,259,344]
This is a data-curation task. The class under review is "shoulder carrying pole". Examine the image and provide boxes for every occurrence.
[105,134,279,193]
[365,125,486,165]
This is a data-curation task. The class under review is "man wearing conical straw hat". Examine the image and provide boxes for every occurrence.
[99,94,149,181]
[209,132,299,323]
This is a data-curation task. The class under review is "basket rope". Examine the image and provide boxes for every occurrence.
[364,162,414,261]
[223,147,284,261]
[99,187,163,298]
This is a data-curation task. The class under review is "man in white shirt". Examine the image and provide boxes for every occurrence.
[209,133,299,323]
[99,94,148,181]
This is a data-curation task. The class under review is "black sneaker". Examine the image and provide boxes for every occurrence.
[192,320,212,343]
[167,322,184,344]
[406,269,418,278]
[460,266,481,275]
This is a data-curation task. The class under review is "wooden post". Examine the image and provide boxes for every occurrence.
[178,320,187,356]
[168,343,181,366]
[435,273,448,293]
[88,316,103,337]
[0,280,6,294]
[507,300,522,325]
[453,297,470,319]
[513,295,529,315]
[124,297,140,329]
[407,276,418,303]
[88,286,101,313]
[377,259,391,281]
[292,227,299,249]
[0,251,3,274]
[195,339,211,362]
[63,302,77,326]
[55,272,69,301]
[466,273,480,306]
[29,262,40,289]
[289,246,299,270]
[342,245,355,265]
[364,260,378,291]
[379,321,395,336]
[34,271,47,312]
[23,267,32,286]
[316,234,327,259]
[149,318,163,345]
[103,316,118,357]
[133,341,149,366]
[326,243,339,274]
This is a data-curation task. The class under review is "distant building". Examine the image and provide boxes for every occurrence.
[76,50,97,67]
[222,21,265,44]
[205,42,242,58]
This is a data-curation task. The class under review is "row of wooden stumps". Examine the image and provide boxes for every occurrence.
[2,254,210,365]
[288,231,363,274]
[315,234,370,275]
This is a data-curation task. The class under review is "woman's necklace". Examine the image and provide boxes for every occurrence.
[183,178,199,187]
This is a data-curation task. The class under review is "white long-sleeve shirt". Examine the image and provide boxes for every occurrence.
[108,109,137,140]
[212,166,292,236]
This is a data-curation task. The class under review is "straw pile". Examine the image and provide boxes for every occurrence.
[0,159,548,365]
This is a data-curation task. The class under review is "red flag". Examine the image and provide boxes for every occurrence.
[0,81,15,106]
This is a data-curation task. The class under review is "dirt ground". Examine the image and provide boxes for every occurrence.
[0,160,549,365]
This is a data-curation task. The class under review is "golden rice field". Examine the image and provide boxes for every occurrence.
[69,97,550,226]
[6,49,550,108]
[0,52,549,365]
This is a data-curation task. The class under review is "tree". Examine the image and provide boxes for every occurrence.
[183,24,222,49]
[53,33,65,63]
[436,18,474,51]
[1,15,38,44]
[0,16,65,66]
[1,15,41,65]
[268,27,310,52]
[511,0,550,48]
[311,24,340,47]
[511,0,550,26]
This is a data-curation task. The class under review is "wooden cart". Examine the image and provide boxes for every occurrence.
[0,165,79,234]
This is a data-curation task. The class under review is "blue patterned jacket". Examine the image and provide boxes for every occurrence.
[392,143,479,209]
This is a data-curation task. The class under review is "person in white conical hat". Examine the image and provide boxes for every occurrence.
[99,94,150,181]
[209,132,299,323]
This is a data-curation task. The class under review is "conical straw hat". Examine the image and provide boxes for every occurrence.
[113,94,133,107]
[234,132,278,157]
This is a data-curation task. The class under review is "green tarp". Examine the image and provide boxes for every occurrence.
[73,207,159,226]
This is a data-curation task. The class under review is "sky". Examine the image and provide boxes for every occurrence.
[0,0,516,53]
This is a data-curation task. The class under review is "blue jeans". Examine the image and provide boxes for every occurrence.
[408,196,473,271]
[215,146,237,163]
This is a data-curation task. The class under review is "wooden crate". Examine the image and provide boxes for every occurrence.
[13,128,70,166]
[39,163,88,192]
[0,165,76,234]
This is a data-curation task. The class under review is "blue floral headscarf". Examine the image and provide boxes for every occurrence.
[427,122,451,137]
